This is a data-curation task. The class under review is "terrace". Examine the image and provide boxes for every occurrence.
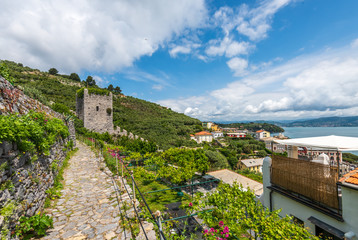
[269,135,358,219]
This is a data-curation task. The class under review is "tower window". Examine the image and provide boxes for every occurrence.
[96,106,99,111]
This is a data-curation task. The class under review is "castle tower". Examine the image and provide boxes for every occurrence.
[76,89,114,133]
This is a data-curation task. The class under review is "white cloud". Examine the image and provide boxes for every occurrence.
[0,0,206,73]
[93,75,109,88]
[152,84,164,91]
[123,69,171,87]
[206,37,252,57]
[236,0,293,41]
[226,57,248,76]
[169,46,192,58]
[204,0,292,76]
[158,42,358,120]
[351,38,358,48]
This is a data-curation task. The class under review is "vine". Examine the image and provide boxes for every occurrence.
[0,111,69,155]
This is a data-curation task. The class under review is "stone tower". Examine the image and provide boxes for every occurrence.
[76,89,114,133]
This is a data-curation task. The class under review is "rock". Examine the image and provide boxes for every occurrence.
[1,141,12,155]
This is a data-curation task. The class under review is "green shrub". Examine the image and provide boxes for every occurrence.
[0,111,69,155]
[16,214,53,237]
[76,87,110,98]
[204,149,230,170]
[51,102,70,115]
[0,62,15,85]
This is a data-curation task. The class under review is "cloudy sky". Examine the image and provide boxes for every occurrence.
[1,0,358,121]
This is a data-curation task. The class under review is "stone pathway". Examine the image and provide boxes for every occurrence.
[42,142,125,240]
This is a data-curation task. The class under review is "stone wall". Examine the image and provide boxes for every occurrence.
[0,76,76,238]
[0,138,71,238]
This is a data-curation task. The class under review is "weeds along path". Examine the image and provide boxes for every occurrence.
[42,141,124,240]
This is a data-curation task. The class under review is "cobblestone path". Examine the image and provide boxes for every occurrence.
[42,142,125,240]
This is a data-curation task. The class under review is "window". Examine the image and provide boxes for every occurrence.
[316,226,342,240]
[291,216,304,227]
[96,106,99,111]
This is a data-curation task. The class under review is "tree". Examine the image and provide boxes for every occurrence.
[86,76,96,86]
[48,68,58,75]
[107,84,114,91]
[69,73,81,82]
[113,86,121,94]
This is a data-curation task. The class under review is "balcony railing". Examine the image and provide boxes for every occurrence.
[271,155,339,210]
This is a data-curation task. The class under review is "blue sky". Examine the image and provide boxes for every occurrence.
[1,0,358,121]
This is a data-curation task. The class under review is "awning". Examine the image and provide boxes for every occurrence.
[308,216,345,239]
[274,135,358,151]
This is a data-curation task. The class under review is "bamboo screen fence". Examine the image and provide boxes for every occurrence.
[271,155,339,210]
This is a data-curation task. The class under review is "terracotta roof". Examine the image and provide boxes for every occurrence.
[195,131,212,136]
[339,168,358,186]
[256,130,264,133]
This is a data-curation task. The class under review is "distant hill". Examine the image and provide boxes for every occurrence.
[218,122,284,133]
[282,116,358,127]
[2,60,202,149]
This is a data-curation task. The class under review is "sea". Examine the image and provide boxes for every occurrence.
[276,127,358,156]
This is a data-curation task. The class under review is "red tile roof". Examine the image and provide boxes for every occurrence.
[195,131,212,136]
[256,130,264,133]
[339,168,358,186]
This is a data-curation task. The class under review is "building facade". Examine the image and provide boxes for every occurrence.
[255,130,270,139]
[193,131,213,143]
[262,156,358,239]
[238,158,264,173]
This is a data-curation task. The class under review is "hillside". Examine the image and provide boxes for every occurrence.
[2,60,202,149]
[218,122,284,133]
[283,116,358,127]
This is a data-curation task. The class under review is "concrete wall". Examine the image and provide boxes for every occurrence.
[262,157,358,239]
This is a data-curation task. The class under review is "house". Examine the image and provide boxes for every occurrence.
[211,124,220,131]
[192,131,213,143]
[211,131,224,139]
[221,127,239,132]
[255,129,270,139]
[202,122,213,129]
[238,158,264,173]
[262,136,358,240]
[227,132,247,138]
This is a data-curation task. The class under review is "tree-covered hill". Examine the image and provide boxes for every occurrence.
[218,122,284,133]
[2,60,201,149]
[282,116,358,127]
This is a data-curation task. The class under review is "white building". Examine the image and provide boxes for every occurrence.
[261,136,358,240]
[211,131,224,139]
[255,130,270,139]
[192,131,213,143]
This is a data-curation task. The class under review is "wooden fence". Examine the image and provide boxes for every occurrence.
[271,155,339,210]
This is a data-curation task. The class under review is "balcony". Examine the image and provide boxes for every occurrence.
[270,155,341,218]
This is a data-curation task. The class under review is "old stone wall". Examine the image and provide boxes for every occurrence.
[0,138,71,238]
[0,76,76,238]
